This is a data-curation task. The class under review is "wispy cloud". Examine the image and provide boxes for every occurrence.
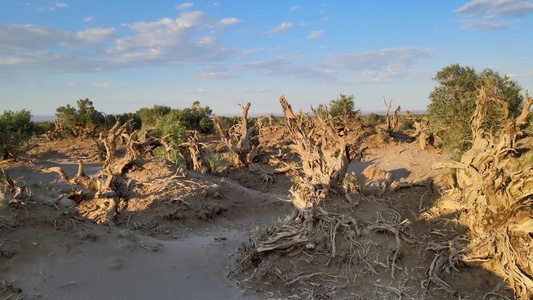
[94,82,110,87]
[324,47,431,71]
[194,65,235,79]
[306,29,325,39]
[263,23,293,34]
[241,55,333,78]
[84,17,95,22]
[38,2,68,11]
[460,19,510,30]
[455,0,533,30]
[219,18,243,25]
[176,3,194,10]
[455,0,533,18]
[290,6,301,11]
[242,48,265,54]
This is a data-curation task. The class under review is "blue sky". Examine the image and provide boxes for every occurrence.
[1,0,533,117]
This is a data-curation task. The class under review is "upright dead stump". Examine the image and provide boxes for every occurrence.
[384,97,401,135]
[213,102,259,167]
[178,131,212,174]
[434,87,533,299]
[279,96,352,220]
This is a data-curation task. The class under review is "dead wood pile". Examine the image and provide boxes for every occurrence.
[434,86,533,299]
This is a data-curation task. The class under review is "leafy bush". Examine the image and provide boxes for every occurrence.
[427,64,523,158]
[329,94,359,117]
[0,109,36,159]
[363,113,385,126]
[55,99,105,137]
[213,116,240,131]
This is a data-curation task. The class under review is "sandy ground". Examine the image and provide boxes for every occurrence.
[0,133,516,299]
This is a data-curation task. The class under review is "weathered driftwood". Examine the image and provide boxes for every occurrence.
[213,102,259,167]
[434,87,533,299]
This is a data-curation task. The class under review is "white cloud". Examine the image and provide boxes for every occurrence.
[455,0,533,18]
[455,0,533,30]
[38,2,68,11]
[241,55,334,78]
[264,23,293,34]
[76,27,115,44]
[324,47,431,71]
[194,65,234,79]
[0,11,240,75]
[176,3,194,10]
[460,19,510,29]
[94,82,110,87]
[84,17,95,22]
[306,29,325,39]
[242,48,264,54]
[108,11,234,64]
[0,24,73,55]
[290,6,301,11]
[219,18,243,25]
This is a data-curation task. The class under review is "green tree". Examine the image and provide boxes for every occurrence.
[176,101,213,133]
[55,99,105,137]
[328,94,359,117]
[427,64,523,158]
[0,109,36,159]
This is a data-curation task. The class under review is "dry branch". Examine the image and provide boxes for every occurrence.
[434,87,533,299]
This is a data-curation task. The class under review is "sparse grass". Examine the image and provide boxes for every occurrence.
[254,214,291,236]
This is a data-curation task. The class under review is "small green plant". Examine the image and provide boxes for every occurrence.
[208,153,224,171]
[44,183,55,198]
[253,215,291,236]
[291,177,300,185]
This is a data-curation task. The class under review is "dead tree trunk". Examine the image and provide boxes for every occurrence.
[407,112,431,151]
[42,119,173,226]
[434,87,533,298]
[178,131,212,174]
[383,97,400,135]
[213,102,259,167]
[279,95,352,214]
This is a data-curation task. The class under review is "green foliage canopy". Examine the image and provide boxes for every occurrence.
[136,101,214,148]
[427,64,523,158]
[55,99,105,137]
[328,94,359,117]
[0,109,36,159]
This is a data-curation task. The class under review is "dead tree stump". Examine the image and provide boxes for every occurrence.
[434,87,533,298]
[213,102,259,167]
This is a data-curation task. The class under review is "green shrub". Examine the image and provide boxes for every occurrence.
[0,109,37,159]
[427,64,523,157]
